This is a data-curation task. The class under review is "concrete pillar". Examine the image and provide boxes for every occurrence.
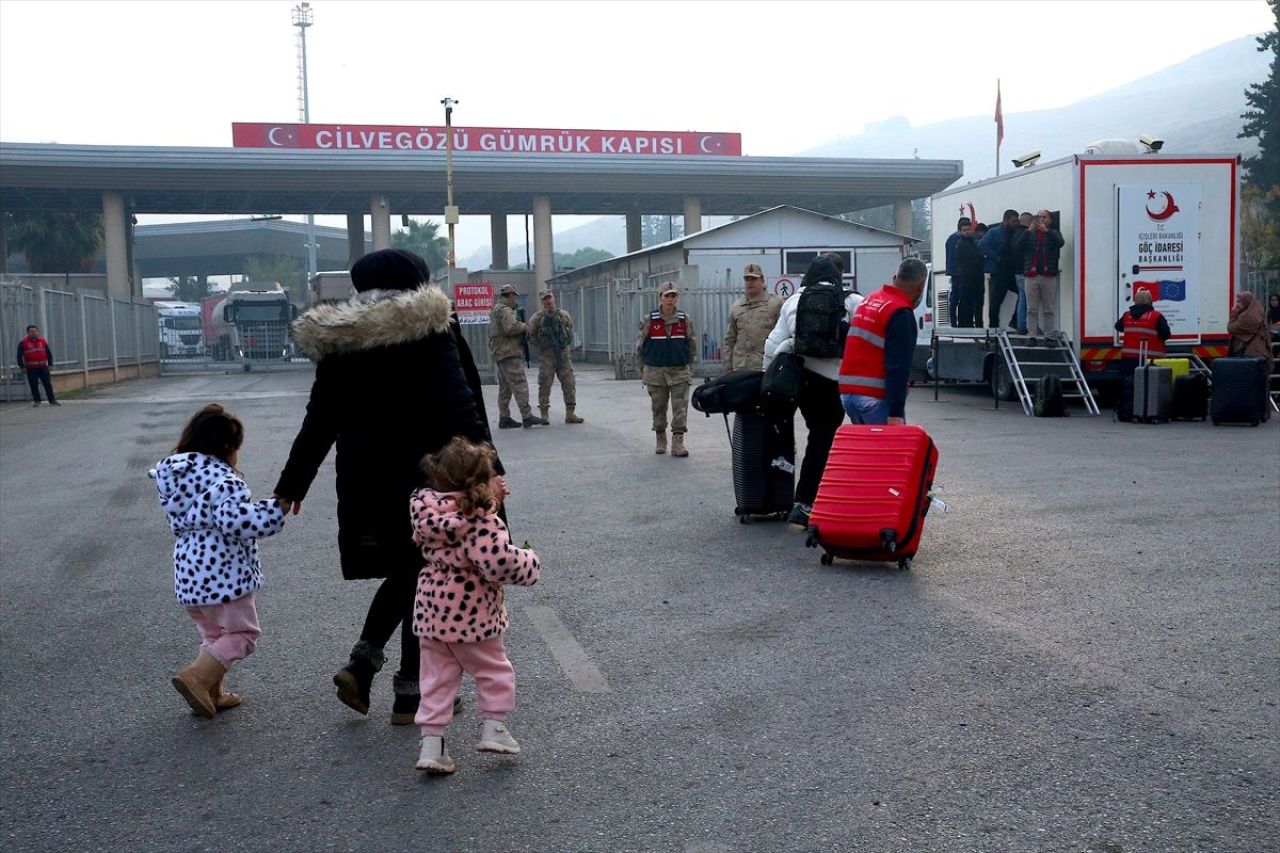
[893,199,913,238]
[370,195,392,251]
[346,213,366,266]
[533,195,554,289]
[682,196,702,235]
[626,212,642,253]
[490,215,509,270]
[102,192,130,298]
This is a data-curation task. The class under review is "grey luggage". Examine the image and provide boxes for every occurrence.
[1133,365,1173,423]
[731,412,795,522]
[1210,357,1268,426]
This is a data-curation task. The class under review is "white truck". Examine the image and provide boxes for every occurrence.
[209,283,296,368]
[927,151,1241,399]
[155,301,206,359]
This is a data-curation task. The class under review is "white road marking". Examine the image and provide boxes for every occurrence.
[524,605,611,693]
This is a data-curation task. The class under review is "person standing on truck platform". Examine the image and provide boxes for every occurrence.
[527,289,584,425]
[838,257,927,427]
[1008,213,1033,334]
[637,284,697,458]
[16,325,59,407]
[944,217,971,327]
[980,210,1021,329]
[490,285,541,429]
[1021,209,1065,342]
[722,263,783,372]
[1115,289,1171,376]
[955,222,987,328]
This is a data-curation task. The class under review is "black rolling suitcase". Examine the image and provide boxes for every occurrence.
[1133,365,1173,423]
[1172,372,1209,421]
[731,412,794,523]
[1211,357,1268,426]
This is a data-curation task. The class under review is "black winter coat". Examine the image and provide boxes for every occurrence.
[1020,227,1065,277]
[275,286,496,580]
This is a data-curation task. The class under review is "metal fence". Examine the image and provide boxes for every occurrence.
[0,279,159,401]
[458,276,747,380]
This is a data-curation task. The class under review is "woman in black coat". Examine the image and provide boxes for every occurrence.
[274,249,502,723]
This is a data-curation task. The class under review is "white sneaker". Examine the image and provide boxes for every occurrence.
[415,736,457,774]
[476,719,521,754]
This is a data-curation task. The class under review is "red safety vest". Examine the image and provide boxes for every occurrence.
[838,286,913,397]
[1120,310,1165,359]
[19,336,49,368]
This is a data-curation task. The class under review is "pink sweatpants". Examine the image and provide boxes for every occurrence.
[184,594,261,666]
[416,634,515,736]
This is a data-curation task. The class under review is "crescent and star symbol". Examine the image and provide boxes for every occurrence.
[267,126,284,146]
[1145,190,1179,222]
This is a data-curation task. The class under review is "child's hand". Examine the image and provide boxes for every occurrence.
[492,475,510,502]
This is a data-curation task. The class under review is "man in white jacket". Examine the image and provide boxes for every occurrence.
[762,255,863,527]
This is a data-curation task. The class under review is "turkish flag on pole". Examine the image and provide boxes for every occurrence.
[995,80,1004,147]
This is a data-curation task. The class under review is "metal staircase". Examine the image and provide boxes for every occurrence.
[996,330,1101,416]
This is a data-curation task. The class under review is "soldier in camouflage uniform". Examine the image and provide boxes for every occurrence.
[488,284,540,429]
[527,289,584,425]
[635,284,697,457]
[722,263,783,372]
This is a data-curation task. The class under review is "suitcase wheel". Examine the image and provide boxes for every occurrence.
[897,557,912,571]
[820,552,834,566]
[736,513,750,525]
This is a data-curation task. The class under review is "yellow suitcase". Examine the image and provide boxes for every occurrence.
[1152,358,1190,378]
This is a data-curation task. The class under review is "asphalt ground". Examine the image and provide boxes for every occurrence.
[1,366,1277,853]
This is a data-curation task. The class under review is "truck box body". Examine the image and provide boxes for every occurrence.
[929,154,1240,382]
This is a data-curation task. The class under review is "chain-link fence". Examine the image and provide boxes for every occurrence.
[0,279,159,402]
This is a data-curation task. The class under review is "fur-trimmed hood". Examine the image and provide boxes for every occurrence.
[291,285,453,360]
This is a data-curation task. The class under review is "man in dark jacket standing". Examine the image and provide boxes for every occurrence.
[274,249,499,725]
[955,223,987,328]
[1022,209,1066,341]
[16,325,59,406]
[979,210,1020,329]
[943,217,970,327]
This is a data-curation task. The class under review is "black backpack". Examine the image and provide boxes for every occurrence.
[793,283,845,359]
[1033,374,1067,418]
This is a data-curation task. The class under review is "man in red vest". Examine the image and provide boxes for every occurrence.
[1114,289,1170,375]
[16,324,60,407]
[838,259,927,425]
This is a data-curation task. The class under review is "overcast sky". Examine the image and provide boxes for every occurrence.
[0,0,1271,259]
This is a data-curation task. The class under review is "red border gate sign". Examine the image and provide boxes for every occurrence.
[454,283,493,325]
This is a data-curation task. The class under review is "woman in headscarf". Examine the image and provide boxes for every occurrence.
[1227,291,1274,422]
[274,248,504,723]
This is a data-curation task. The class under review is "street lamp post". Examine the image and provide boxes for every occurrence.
[441,97,459,273]
[293,3,317,289]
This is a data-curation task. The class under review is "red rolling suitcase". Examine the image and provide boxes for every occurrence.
[805,424,940,570]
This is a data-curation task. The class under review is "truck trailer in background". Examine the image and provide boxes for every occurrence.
[311,271,355,305]
[927,152,1241,398]
[206,282,296,369]
[154,301,206,359]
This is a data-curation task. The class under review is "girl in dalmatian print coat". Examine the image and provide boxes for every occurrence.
[149,404,285,719]
[409,437,541,775]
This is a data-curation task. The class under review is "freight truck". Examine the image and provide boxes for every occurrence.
[926,151,1241,403]
[311,271,355,305]
[208,283,296,368]
[155,301,206,359]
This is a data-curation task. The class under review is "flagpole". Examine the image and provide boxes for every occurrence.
[995,78,1001,177]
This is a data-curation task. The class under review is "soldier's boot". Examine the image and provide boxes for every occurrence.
[538,407,551,426]
[498,415,521,429]
[564,407,584,424]
[671,433,689,458]
[655,431,667,455]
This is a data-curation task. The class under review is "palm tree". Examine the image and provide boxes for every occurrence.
[392,218,450,273]
[6,211,104,273]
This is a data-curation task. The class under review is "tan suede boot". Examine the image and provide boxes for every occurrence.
[538,407,551,426]
[172,649,225,718]
[565,407,584,424]
[671,433,689,457]
[655,431,667,454]
[209,671,241,713]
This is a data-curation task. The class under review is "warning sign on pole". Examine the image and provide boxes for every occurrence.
[454,282,494,325]
[768,276,799,298]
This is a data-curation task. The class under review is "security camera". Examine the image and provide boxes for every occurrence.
[1011,150,1041,169]
[1138,134,1164,153]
